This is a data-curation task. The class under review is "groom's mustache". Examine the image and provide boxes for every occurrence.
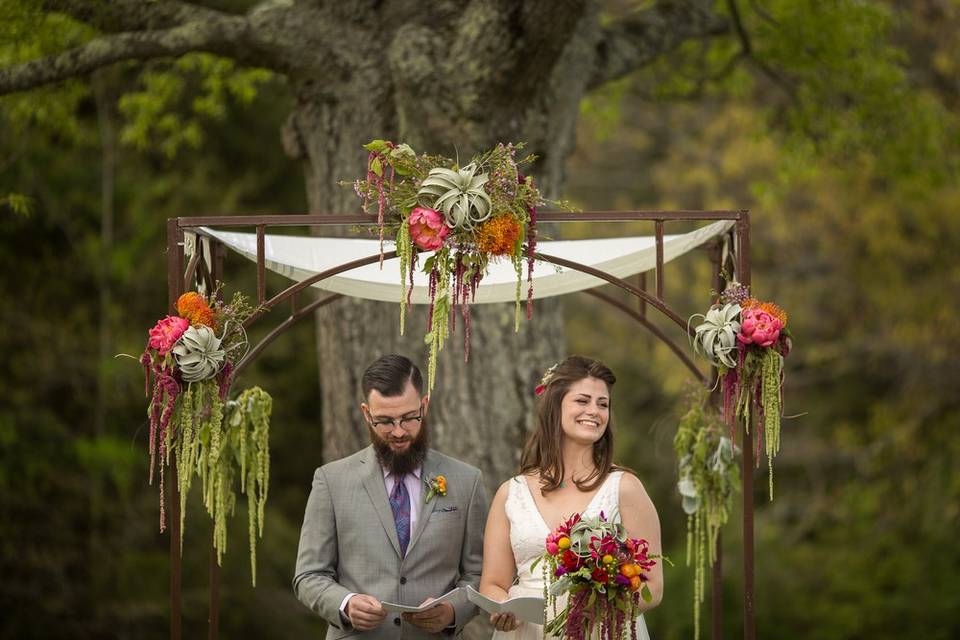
[369,422,429,475]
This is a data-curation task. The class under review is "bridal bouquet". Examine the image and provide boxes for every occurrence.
[138,288,272,585]
[536,512,656,640]
[689,282,792,499]
[350,140,544,391]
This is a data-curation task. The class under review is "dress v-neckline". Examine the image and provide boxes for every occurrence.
[521,472,617,534]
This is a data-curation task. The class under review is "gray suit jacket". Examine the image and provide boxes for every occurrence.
[294,446,489,640]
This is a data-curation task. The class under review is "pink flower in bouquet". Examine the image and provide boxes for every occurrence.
[148,316,190,355]
[408,206,449,251]
[737,307,783,347]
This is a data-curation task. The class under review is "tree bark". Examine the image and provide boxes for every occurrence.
[277,2,612,494]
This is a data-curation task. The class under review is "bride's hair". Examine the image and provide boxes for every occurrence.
[519,355,623,494]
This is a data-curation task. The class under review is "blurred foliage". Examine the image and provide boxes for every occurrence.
[567,1,960,638]
[1,0,959,638]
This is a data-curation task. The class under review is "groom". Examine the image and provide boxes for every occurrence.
[294,354,489,639]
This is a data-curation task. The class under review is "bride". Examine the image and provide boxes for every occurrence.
[479,355,663,640]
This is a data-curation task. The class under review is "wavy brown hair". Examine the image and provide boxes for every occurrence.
[519,355,625,494]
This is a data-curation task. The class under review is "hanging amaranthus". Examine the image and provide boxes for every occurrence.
[674,388,740,640]
[199,386,271,585]
[135,287,269,585]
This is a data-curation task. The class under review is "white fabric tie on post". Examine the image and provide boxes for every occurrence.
[198,220,734,305]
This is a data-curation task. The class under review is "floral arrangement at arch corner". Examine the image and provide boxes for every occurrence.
[350,139,550,392]
[673,384,740,640]
[138,286,272,585]
[533,511,657,640]
[688,281,793,500]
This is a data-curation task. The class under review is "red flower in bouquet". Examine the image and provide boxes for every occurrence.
[537,511,657,640]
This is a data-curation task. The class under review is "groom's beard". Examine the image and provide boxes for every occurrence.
[369,422,429,476]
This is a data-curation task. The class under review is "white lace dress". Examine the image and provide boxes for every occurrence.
[491,472,651,640]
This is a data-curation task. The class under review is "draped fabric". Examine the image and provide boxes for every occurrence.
[196,220,734,305]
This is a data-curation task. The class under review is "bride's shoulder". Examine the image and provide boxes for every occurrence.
[615,469,653,505]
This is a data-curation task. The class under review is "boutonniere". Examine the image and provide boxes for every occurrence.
[424,475,447,503]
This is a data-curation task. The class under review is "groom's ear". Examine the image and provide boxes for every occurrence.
[421,396,430,416]
[360,402,370,422]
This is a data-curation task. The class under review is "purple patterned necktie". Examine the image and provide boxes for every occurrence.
[389,474,411,556]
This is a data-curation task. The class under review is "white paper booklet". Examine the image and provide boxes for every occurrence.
[466,585,545,624]
[381,587,461,614]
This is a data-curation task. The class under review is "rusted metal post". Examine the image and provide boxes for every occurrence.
[736,211,755,640]
[655,220,664,299]
[256,225,266,304]
[208,238,224,640]
[166,219,184,640]
[637,272,647,317]
[209,546,220,640]
[709,240,726,640]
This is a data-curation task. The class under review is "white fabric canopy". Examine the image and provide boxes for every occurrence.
[199,220,733,304]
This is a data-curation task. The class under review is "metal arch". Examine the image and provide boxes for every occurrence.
[240,250,398,328]
[234,293,343,377]
[169,211,755,640]
[533,252,691,334]
[582,289,708,384]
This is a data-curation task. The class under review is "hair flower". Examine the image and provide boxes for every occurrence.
[534,362,559,396]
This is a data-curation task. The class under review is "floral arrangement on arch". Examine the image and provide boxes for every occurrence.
[351,140,544,390]
[534,512,656,640]
[140,288,272,585]
[673,385,740,640]
[689,281,792,499]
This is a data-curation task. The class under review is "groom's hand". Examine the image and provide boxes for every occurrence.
[346,594,387,630]
[403,599,455,633]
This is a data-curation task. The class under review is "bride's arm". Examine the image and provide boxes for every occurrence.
[479,481,515,601]
[620,473,664,610]
[479,481,521,631]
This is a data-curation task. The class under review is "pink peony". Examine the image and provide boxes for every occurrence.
[546,541,560,555]
[148,315,190,355]
[737,307,783,348]
[408,206,449,251]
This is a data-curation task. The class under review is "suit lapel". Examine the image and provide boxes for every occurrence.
[359,446,403,558]
[406,451,441,556]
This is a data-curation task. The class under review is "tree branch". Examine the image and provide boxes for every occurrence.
[0,16,251,95]
[43,0,227,33]
[588,0,729,91]
[726,0,797,100]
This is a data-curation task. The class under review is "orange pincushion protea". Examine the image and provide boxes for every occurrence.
[476,215,521,255]
[176,292,216,328]
[742,298,788,327]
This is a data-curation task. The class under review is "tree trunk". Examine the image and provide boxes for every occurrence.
[279,2,604,494]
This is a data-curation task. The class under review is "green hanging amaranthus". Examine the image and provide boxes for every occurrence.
[201,386,272,586]
[137,286,271,587]
[674,387,740,640]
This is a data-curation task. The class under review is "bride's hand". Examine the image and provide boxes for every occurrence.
[491,612,519,632]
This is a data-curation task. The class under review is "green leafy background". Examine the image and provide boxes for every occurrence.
[2,1,958,638]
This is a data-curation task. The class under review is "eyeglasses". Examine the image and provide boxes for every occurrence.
[368,413,423,431]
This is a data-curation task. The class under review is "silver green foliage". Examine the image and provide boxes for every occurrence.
[416,163,492,230]
[690,303,742,368]
[172,325,225,382]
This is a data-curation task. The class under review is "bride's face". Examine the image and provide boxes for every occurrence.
[559,376,610,446]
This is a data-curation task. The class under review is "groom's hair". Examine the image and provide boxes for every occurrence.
[362,354,424,399]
